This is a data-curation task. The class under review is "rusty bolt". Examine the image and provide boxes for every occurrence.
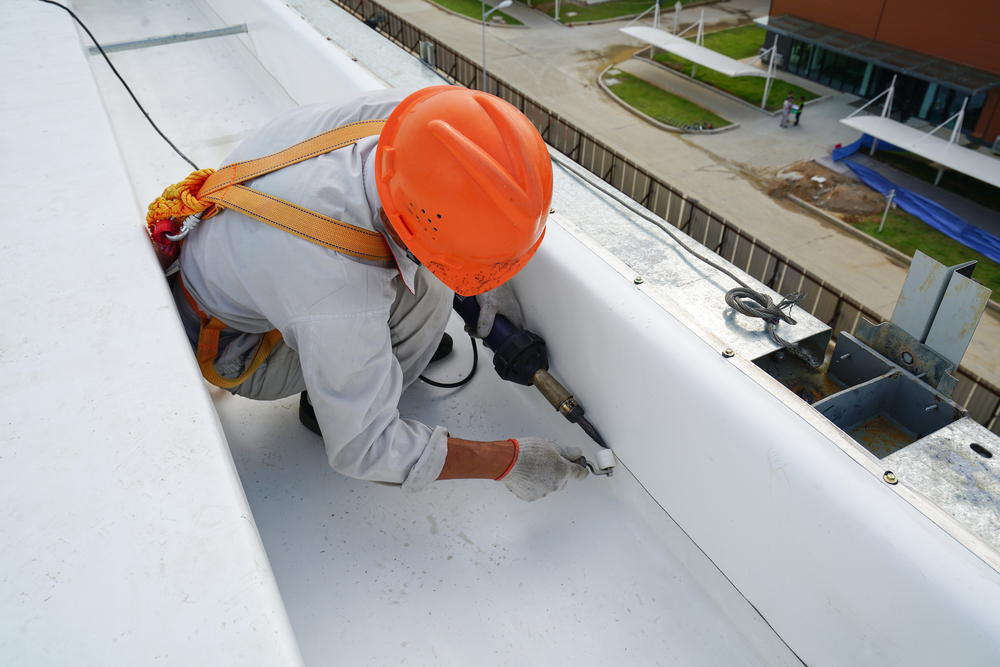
[883,471,898,485]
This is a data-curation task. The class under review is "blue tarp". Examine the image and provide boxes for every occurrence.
[835,155,1000,264]
[831,134,903,161]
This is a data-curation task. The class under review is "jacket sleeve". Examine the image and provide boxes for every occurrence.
[276,270,449,487]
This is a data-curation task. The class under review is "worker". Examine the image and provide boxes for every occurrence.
[161,86,589,501]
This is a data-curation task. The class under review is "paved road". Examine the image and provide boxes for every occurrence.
[314,0,1000,389]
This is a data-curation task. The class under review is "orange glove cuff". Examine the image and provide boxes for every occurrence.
[495,438,520,481]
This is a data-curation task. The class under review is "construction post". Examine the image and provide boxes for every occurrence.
[878,189,896,233]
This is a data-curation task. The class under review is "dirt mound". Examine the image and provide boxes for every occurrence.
[767,161,886,221]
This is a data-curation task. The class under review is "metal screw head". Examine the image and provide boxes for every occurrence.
[883,471,898,485]
[722,348,735,358]
[549,208,556,214]
[634,276,644,285]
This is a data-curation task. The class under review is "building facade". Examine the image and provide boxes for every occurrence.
[765,0,1000,144]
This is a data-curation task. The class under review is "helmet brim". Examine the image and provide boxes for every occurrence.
[425,228,545,297]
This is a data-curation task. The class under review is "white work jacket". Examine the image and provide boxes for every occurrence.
[179,89,449,488]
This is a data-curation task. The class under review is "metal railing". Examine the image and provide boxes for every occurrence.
[331,0,1000,433]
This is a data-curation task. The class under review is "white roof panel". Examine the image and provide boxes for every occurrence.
[841,115,1000,189]
[620,26,766,78]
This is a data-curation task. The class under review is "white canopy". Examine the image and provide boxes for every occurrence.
[620,26,767,78]
[840,115,1000,189]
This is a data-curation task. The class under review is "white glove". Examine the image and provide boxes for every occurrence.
[500,437,589,502]
[473,284,525,338]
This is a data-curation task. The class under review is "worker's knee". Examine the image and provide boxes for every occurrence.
[229,340,306,401]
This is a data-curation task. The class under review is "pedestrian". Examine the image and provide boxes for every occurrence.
[780,93,793,128]
[794,96,804,126]
[146,86,589,502]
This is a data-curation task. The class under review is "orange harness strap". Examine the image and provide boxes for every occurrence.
[196,119,392,262]
[180,276,284,390]
[201,184,392,261]
[178,119,391,388]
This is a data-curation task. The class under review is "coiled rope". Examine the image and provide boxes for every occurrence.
[144,168,217,235]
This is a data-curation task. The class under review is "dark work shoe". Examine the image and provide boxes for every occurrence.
[299,391,322,437]
[430,333,453,362]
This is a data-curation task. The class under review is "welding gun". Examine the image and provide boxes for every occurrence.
[453,295,615,476]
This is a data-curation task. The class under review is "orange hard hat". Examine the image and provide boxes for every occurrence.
[376,86,553,296]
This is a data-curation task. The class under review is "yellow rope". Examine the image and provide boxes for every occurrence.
[145,168,216,233]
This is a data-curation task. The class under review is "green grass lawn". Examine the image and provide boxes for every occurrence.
[870,148,1000,215]
[435,0,522,25]
[604,70,730,129]
[692,23,765,60]
[651,25,818,111]
[853,209,999,298]
[528,0,699,23]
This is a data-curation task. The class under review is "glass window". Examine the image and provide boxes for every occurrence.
[842,56,865,94]
[827,51,840,85]
[809,46,825,80]
[789,40,813,75]
[859,63,874,97]
[964,91,987,133]
[918,83,938,119]
[928,86,954,125]
[817,49,836,85]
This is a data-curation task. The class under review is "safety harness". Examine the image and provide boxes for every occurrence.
[146,119,392,389]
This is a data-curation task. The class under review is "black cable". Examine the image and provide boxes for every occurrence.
[419,334,479,388]
[38,0,200,171]
[559,156,821,369]
[640,212,819,368]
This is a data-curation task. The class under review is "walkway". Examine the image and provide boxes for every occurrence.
[613,57,765,126]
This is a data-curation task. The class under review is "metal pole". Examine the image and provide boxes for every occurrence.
[934,166,946,186]
[673,1,680,34]
[878,189,895,233]
[949,95,969,144]
[871,75,896,155]
[762,45,775,110]
[881,75,897,118]
[653,0,659,30]
[691,10,703,78]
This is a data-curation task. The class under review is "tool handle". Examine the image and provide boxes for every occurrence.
[452,294,519,351]
[453,294,548,386]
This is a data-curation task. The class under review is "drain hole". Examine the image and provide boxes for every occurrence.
[970,443,993,459]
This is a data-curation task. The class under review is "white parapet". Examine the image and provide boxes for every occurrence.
[0,3,302,664]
